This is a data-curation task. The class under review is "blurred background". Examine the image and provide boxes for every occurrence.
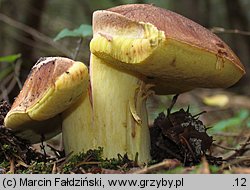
[0,0,250,98]
[0,0,250,164]
[0,0,250,129]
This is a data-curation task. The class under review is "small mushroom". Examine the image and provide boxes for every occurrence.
[4,57,89,143]
[63,4,245,163]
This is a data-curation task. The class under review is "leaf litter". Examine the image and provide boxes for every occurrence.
[0,95,249,174]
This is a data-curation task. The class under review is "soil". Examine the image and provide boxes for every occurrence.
[0,96,249,174]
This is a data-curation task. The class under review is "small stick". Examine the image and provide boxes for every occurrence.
[12,59,23,90]
[9,158,15,173]
[40,134,47,162]
[133,159,180,174]
[222,156,250,170]
[193,111,207,118]
[57,151,74,170]
[211,27,250,36]
[199,157,210,174]
[72,37,83,60]
[167,94,179,115]
[232,167,250,174]
[212,143,237,151]
[47,144,64,159]
[213,132,241,137]
[76,161,102,167]
[225,137,250,161]
[52,163,57,174]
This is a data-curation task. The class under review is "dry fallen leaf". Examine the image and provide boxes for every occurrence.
[203,94,229,107]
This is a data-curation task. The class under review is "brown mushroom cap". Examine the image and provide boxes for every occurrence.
[4,57,89,143]
[90,4,245,94]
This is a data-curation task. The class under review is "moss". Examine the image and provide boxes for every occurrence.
[27,161,53,174]
[62,147,137,173]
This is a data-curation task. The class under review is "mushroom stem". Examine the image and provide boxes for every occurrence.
[63,3,245,164]
[62,55,152,162]
[90,55,151,162]
[62,86,94,154]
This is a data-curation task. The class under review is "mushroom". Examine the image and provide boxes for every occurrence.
[4,57,89,143]
[63,4,245,163]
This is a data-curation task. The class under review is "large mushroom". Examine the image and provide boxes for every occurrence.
[63,4,245,163]
[4,57,89,143]
[3,4,246,164]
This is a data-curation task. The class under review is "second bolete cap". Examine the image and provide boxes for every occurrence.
[4,57,89,143]
[90,4,245,94]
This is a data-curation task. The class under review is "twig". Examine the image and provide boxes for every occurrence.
[76,161,102,167]
[5,77,17,97]
[133,159,180,174]
[222,156,250,170]
[79,167,87,174]
[0,73,17,101]
[40,134,47,162]
[52,163,57,174]
[0,73,13,87]
[199,157,210,174]
[9,158,15,173]
[9,30,61,53]
[12,59,22,90]
[193,111,207,118]
[72,37,83,60]
[213,132,241,137]
[53,157,67,164]
[0,73,14,102]
[213,143,237,151]
[224,137,250,161]
[57,151,74,170]
[232,167,250,174]
[167,94,179,115]
[47,144,64,159]
[0,13,71,56]
[0,84,9,102]
[211,27,250,36]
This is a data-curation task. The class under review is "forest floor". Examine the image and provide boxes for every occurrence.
[0,89,249,174]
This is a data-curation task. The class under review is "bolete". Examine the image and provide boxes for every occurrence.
[63,4,245,163]
[4,57,89,143]
[4,4,245,164]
